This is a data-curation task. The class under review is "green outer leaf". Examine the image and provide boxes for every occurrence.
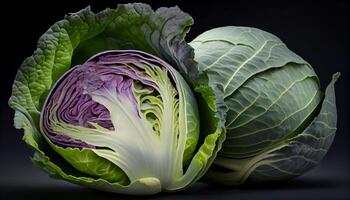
[9,7,118,121]
[51,145,129,185]
[73,3,199,83]
[204,73,339,185]
[222,64,322,158]
[172,69,200,166]
[169,81,227,190]
[190,26,307,98]
[9,3,225,194]
[246,72,339,182]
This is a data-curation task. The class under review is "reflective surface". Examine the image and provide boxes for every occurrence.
[1,166,349,200]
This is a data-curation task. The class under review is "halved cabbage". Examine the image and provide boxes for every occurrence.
[9,4,225,195]
[40,50,199,194]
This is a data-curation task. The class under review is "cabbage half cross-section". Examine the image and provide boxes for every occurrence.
[8,4,224,195]
[40,50,199,194]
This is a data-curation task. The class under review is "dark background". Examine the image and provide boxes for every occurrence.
[1,0,349,199]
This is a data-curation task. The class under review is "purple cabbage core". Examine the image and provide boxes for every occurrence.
[41,50,173,148]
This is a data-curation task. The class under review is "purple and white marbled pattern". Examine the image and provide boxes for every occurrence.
[41,50,174,148]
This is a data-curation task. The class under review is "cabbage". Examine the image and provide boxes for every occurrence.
[8,4,224,195]
[9,2,339,194]
[190,26,339,185]
[40,50,200,193]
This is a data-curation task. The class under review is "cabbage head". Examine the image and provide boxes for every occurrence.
[8,4,224,195]
[190,26,339,185]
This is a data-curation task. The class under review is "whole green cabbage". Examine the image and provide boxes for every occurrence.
[190,26,339,185]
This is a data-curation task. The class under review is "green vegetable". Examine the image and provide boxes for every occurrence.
[190,26,339,185]
[9,2,339,194]
[9,3,224,195]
